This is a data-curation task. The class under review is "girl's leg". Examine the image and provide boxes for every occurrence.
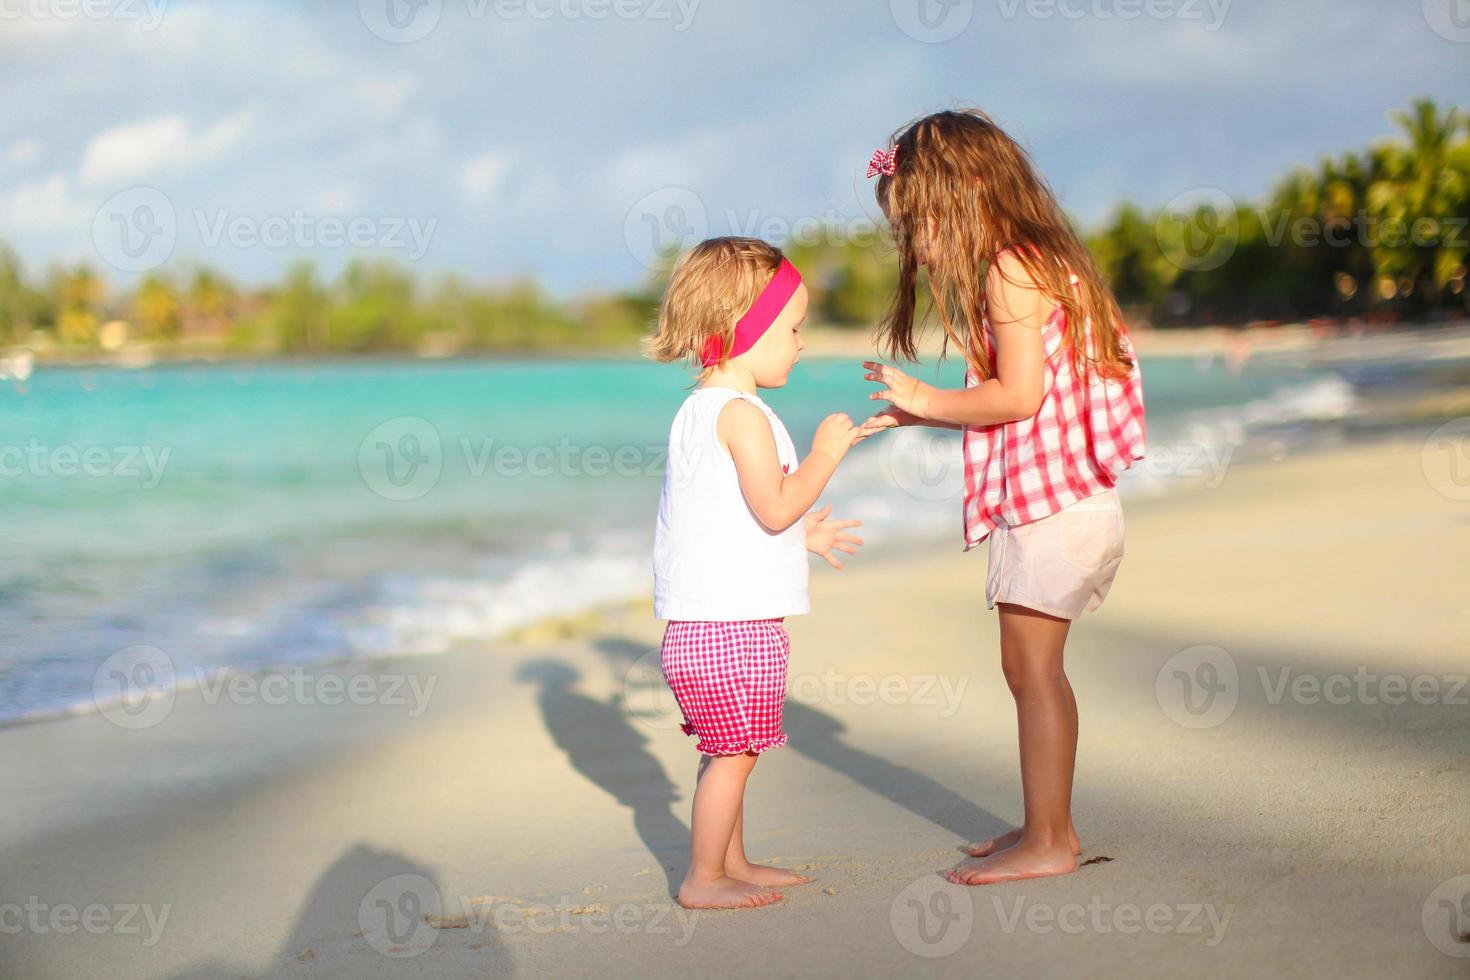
[678,752,784,909]
[948,602,1080,885]
[967,670,1081,857]
[724,800,813,887]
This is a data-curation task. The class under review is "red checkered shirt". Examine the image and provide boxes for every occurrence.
[961,272,1147,549]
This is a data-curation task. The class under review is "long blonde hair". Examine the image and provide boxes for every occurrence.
[875,109,1133,381]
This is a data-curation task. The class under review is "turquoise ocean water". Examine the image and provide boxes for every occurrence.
[0,353,1357,725]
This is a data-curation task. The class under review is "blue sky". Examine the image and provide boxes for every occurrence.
[0,0,1465,295]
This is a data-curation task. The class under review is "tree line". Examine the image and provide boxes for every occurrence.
[0,97,1463,357]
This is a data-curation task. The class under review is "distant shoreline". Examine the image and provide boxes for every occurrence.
[9,317,1470,370]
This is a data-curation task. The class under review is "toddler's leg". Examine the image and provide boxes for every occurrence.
[949,603,1080,886]
[678,752,783,909]
[724,801,813,888]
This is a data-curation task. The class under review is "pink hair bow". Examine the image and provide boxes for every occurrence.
[866,146,898,178]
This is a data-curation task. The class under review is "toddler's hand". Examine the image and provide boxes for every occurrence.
[804,504,864,570]
[812,412,859,461]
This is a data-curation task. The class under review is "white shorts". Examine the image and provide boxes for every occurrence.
[985,488,1125,620]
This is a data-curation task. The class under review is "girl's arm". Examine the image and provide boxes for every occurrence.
[719,401,858,533]
[862,253,1048,428]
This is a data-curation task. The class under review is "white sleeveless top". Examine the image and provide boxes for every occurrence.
[653,387,810,621]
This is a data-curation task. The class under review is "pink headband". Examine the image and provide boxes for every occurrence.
[700,258,803,367]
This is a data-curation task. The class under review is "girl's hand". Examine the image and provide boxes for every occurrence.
[804,504,864,570]
[863,361,931,416]
[811,412,859,461]
[856,406,918,440]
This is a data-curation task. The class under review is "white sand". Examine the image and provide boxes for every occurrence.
[1,434,1466,978]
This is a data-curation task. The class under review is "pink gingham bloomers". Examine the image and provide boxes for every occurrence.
[660,619,790,756]
[961,264,1147,550]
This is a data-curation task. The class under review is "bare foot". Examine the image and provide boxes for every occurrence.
[677,876,784,910]
[727,862,813,888]
[946,840,1077,886]
[967,825,1081,858]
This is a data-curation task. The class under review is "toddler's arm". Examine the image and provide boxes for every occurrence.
[718,401,857,533]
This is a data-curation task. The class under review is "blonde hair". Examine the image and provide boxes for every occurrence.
[646,237,785,367]
[875,108,1134,381]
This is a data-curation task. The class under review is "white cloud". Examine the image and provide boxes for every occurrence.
[79,105,257,187]
[3,138,44,167]
[312,183,360,212]
[357,74,418,119]
[0,173,90,232]
[460,152,510,203]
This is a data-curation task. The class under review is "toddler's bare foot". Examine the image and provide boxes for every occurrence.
[967,824,1080,857]
[946,839,1077,886]
[727,861,813,888]
[677,876,783,910]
